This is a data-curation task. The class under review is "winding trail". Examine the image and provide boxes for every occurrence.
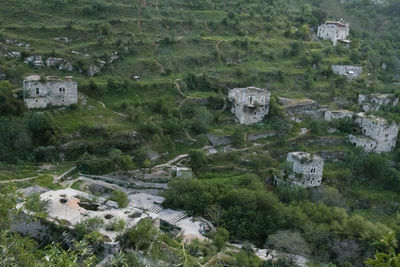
[98,101,128,118]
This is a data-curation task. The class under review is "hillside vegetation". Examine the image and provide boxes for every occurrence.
[0,0,400,266]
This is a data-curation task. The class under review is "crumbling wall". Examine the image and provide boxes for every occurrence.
[331,65,362,80]
[278,97,324,119]
[349,135,377,152]
[317,21,349,45]
[358,94,399,112]
[229,87,271,125]
[324,110,354,121]
[23,76,78,109]
[286,152,324,187]
[352,114,399,153]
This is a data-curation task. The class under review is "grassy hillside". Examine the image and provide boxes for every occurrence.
[1,0,400,265]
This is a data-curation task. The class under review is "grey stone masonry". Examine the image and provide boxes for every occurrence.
[23,75,78,109]
[350,113,399,153]
[358,93,399,112]
[286,152,324,187]
[278,97,325,119]
[317,20,350,46]
[229,86,271,125]
[324,109,354,121]
[331,65,362,80]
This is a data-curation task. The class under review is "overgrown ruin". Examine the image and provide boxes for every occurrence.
[228,86,271,125]
[23,75,78,109]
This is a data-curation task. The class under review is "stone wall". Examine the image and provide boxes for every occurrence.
[324,109,354,121]
[286,152,324,187]
[349,134,377,152]
[23,75,78,109]
[331,65,362,80]
[206,133,232,146]
[229,87,271,125]
[352,113,399,153]
[317,21,349,45]
[278,97,325,119]
[358,94,399,112]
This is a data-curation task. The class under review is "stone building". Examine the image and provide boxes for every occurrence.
[23,75,78,109]
[324,109,354,121]
[228,86,271,125]
[285,152,324,187]
[331,65,362,80]
[349,113,399,153]
[317,20,350,45]
[358,93,399,112]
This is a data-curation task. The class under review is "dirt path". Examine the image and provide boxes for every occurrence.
[0,176,40,184]
[174,78,185,97]
[154,59,165,73]
[98,101,128,118]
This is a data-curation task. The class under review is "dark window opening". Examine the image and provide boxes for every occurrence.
[36,88,39,94]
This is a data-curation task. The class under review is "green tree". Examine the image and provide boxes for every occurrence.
[23,193,50,219]
[119,218,157,252]
[188,149,208,172]
[109,190,129,208]
[365,232,400,267]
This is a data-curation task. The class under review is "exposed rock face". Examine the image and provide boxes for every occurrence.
[286,152,324,187]
[324,109,354,121]
[278,97,324,119]
[358,93,399,112]
[88,64,101,77]
[23,75,78,109]
[349,113,399,153]
[331,65,362,80]
[229,87,271,125]
[0,73,5,80]
[317,20,350,45]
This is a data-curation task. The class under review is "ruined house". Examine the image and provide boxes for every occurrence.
[358,93,399,112]
[278,97,325,119]
[331,65,362,80]
[349,113,399,153]
[285,152,324,187]
[23,75,78,109]
[324,109,354,121]
[228,86,271,125]
[317,20,350,46]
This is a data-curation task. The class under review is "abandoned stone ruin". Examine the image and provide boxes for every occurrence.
[349,113,399,153]
[285,152,324,187]
[324,109,354,121]
[358,93,399,112]
[23,75,78,109]
[317,20,350,46]
[228,86,271,125]
[331,65,362,80]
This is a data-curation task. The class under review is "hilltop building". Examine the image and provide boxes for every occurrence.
[331,65,362,80]
[349,113,399,153]
[23,75,78,109]
[285,152,324,187]
[228,86,271,125]
[317,20,350,45]
[358,94,399,112]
